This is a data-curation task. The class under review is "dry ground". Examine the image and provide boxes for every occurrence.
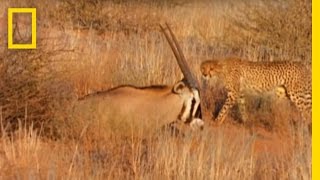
[0,0,311,179]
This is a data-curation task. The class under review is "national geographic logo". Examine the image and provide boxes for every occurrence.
[7,8,37,49]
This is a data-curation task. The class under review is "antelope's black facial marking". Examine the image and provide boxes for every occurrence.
[195,104,202,119]
[184,97,196,124]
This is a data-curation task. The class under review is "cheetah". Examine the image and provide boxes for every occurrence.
[200,57,311,125]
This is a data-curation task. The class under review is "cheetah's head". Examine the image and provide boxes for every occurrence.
[200,60,223,79]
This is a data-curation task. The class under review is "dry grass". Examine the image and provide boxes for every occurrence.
[0,122,311,179]
[0,0,311,179]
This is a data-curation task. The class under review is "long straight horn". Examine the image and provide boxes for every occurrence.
[160,23,199,90]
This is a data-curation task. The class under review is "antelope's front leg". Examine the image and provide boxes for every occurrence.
[215,90,237,125]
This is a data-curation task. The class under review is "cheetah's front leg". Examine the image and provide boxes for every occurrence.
[216,91,237,125]
[237,93,249,123]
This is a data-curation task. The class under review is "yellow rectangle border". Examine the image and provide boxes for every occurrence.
[313,1,318,179]
[8,8,37,49]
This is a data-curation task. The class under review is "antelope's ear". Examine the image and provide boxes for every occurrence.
[173,81,187,94]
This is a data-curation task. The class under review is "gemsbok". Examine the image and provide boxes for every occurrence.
[71,24,204,137]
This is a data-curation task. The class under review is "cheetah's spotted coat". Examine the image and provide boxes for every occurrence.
[200,58,311,125]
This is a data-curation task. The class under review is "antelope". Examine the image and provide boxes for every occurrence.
[71,24,204,137]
